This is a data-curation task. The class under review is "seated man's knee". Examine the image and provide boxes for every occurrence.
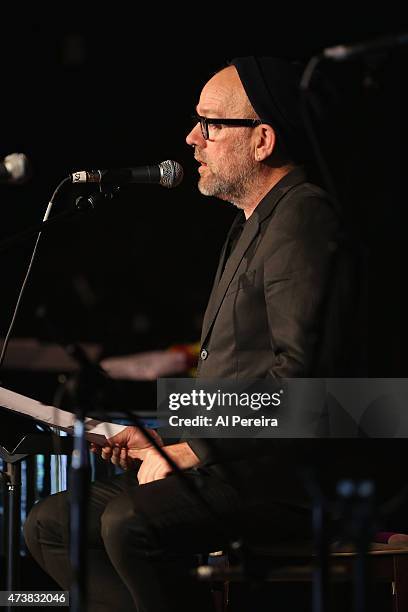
[101,494,154,557]
[24,492,69,555]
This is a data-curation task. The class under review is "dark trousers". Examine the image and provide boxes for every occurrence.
[24,469,310,612]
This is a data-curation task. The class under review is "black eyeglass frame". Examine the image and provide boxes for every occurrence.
[193,114,262,140]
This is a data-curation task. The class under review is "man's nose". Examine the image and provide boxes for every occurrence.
[186,122,204,147]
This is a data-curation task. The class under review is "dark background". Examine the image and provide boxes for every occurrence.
[1,13,408,382]
[1,10,408,571]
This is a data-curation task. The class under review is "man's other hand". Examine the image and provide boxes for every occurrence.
[137,443,200,484]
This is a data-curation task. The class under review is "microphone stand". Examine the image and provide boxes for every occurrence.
[65,354,94,612]
[0,188,119,255]
[335,479,375,612]
[0,183,119,611]
[1,180,246,608]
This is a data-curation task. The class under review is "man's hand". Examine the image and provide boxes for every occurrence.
[90,425,163,470]
[137,442,200,484]
[107,425,163,450]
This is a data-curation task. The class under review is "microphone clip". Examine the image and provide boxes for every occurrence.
[75,185,120,212]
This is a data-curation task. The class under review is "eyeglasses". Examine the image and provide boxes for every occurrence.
[193,114,262,140]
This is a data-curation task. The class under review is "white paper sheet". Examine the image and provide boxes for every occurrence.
[0,385,126,445]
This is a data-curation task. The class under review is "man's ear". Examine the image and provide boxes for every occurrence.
[254,124,276,161]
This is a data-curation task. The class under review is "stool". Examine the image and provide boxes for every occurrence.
[202,543,408,612]
[208,551,230,612]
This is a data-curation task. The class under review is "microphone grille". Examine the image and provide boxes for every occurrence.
[159,160,184,188]
[4,153,31,183]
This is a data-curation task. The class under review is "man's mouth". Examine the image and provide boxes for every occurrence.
[194,158,208,174]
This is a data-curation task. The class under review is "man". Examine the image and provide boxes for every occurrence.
[24,57,351,611]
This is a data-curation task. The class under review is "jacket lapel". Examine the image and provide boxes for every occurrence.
[200,215,260,344]
[211,213,245,290]
[200,167,308,346]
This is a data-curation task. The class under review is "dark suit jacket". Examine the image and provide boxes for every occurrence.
[187,166,355,505]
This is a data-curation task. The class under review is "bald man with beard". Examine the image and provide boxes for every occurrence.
[24,57,353,612]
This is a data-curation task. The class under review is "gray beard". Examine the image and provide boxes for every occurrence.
[198,164,258,206]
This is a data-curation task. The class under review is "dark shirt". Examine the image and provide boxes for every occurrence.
[220,212,245,277]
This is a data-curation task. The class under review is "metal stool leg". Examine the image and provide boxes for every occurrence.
[5,461,21,592]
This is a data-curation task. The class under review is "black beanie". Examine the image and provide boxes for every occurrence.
[230,56,308,161]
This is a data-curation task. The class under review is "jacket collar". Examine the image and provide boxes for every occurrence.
[253,165,307,223]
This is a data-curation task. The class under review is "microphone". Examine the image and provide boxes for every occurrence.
[323,32,408,61]
[71,159,184,189]
[0,153,31,184]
